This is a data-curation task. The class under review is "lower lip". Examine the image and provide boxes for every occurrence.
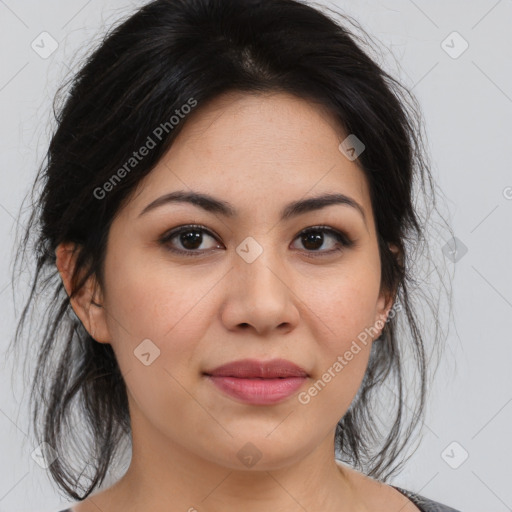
[204,375,307,404]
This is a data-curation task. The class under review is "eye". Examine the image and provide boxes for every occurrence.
[291,226,355,257]
[159,224,222,257]
[158,224,355,258]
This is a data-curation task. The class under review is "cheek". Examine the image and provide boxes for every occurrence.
[302,264,381,349]
[102,247,222,377]
[299,279,378,419]
[105,245,215,332]
[297,261,381,407]
[101,257,218,426]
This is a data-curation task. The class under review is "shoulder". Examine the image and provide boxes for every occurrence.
[335,460,457,512]
[335,460,461,512]
[392,485,463,512]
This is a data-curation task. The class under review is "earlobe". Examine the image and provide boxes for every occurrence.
[86,289,111,343]
[374,292,394,340]
[55,242,112,344]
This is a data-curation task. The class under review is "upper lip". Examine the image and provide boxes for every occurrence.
[203,358,309,378]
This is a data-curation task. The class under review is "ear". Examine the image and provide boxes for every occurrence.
[55,242,112,344]
[373,243,401,340]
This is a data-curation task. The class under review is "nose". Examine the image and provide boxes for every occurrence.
[220,244,300,336]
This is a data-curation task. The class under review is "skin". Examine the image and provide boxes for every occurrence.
[55,91,420,512]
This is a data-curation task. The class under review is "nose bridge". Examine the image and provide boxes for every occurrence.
[235,233,288,299]
[222,233,298,334]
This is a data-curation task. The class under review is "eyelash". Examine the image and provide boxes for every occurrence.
[158,224,355,258]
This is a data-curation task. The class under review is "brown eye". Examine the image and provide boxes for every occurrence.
[158,224,354,258]
[291,226,354,256]
[159,225,222,257]
[178,229,206,250]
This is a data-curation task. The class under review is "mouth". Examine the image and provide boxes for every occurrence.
[203,358,309,379]
[202,358,309,405]
[203,374,307,405]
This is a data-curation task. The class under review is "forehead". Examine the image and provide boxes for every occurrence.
[125,91,373,227]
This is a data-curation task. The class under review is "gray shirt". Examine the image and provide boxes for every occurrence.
[393,485,462,511]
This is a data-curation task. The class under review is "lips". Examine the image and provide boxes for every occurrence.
[203,358,309,405]
[203,358,309,379]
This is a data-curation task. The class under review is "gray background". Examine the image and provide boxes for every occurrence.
[1,1,511,511]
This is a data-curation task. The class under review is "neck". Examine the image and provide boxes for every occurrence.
[97,407,367,512]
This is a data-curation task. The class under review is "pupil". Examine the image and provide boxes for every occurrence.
[181,230,202,249]
[302,231,323,250]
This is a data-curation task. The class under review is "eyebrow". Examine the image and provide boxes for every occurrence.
[138,190,367,226]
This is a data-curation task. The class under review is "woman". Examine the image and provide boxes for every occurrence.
[10,0,459,510]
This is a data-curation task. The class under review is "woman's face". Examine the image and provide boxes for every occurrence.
[60,91,394,471]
